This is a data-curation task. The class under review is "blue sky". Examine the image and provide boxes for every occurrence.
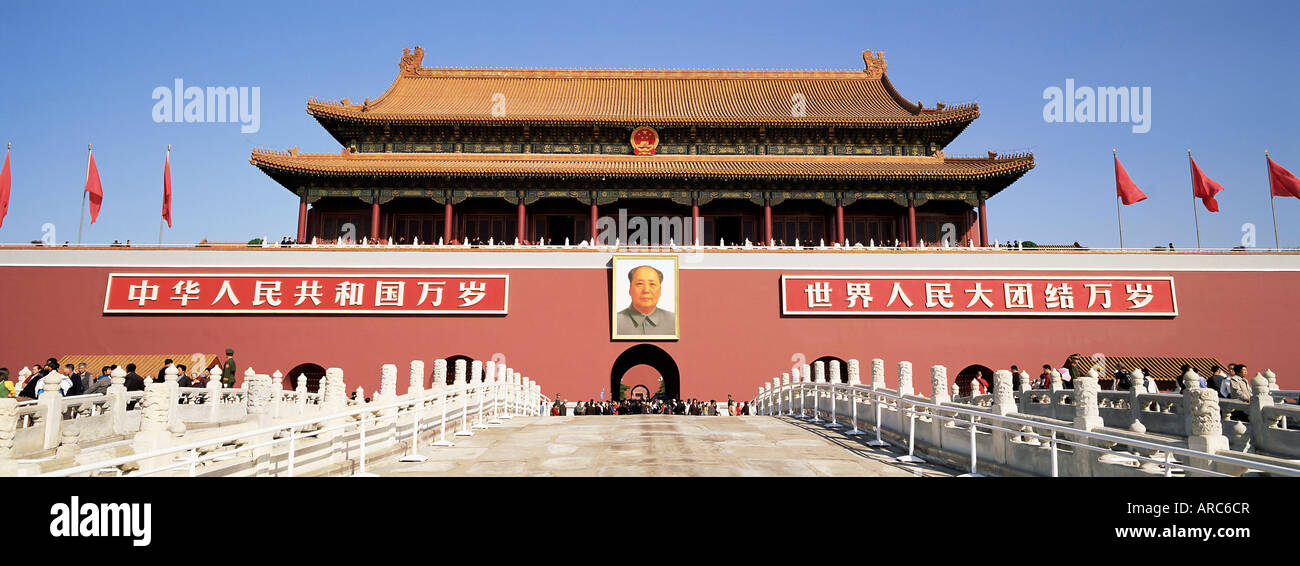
[1,0,1297,248]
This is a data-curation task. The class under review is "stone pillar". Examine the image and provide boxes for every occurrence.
[378,364,398,403]
[107,367,129,434]
[788,368,798,385]
[205,372,223,423]
[409,360,425,396]
[270,370,284,418]
[14,367,30,392]
[1050,370,1063,392]
[1073,371,1102,431]
[1248,374,1273,448]
[801,364,812,384]
[1182,369,1200,392]
[931,365,950,404]
[1128,369,1148,433]
[133,382,174,471]
[1186,388,1230,473]
[0,399,17,476]
[828,360,841,385]
[847,359,861,386]
[782,372,791,387]
[39,372,65,450]
[471,360,483,385]
[814,360,826,384]
[870,358,885,389]
[453,359,467,388]
[245,373,272,427]
[950,382,960,399]
[1018,370,1032,394]
[1264,369,1278,390]
[242,367,255,390]
[897,361,914,396]
[295,374,308,413]
[323,368,347,410]
[991,370,1015,416]
[432,359,447,394]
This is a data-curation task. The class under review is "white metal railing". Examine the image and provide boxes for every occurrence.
[754,380,1300,478]
[37,378,549,478]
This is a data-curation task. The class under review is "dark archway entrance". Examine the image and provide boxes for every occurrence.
[610,344,680,401]
[812,356,849,383]
[286,363,326,393]
[443,355,474,386]
[955,364,994,396]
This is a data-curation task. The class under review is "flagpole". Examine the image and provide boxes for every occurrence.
[78,144,89,245]
[1113,149,1124,249]
[1268,149,1280,249]
[158,145,168,246]
[1189,150,1201,249]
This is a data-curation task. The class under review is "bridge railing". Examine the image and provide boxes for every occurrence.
[751,362,1300,478]
[2,358,547,477]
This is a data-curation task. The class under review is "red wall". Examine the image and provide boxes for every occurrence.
[1,264,1296,400]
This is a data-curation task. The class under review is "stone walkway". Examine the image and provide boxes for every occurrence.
[372,414,957,477]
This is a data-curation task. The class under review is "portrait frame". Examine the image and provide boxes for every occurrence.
[611,255,680,340]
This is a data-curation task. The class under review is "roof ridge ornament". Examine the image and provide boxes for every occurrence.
[862,50,887,79]
[400,46,425,76]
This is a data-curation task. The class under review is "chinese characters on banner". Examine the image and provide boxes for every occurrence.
[104,274,509,314]
[781,276,1176,316]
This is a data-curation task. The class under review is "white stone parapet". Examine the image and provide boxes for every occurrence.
[871,358,885,389]
[897,361,914,396]
[931,365,950,403]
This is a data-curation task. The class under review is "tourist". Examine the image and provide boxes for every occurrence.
[123,363,146,392]
[0,369,14,398]
[1058,367,1073,389]
[1035,365,1054,389]
[33,364,75,397]
[970,371,989,396]
[156,359,174,383]
[74,363,94,392]
[63,364,85,396]
[1225,364,1251,401]
[1112,365,1132,391]
[84,366,112,396]
[1208,365,1228,398]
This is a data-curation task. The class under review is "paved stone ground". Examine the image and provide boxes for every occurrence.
[372,414,957,477]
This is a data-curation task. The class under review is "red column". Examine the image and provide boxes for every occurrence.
[907,198,917,247]
[296,195,307,243]
[370,198,380,242]
[590,199,599,244]
[978,195,989,247]
[443,200,453,244]
[763,200,772,246]
[835,199,845,245]
[517,198,526,244]
[691,198,701,246]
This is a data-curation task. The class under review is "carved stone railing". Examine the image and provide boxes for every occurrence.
[20,358,549,478]
[753,362,1300,477]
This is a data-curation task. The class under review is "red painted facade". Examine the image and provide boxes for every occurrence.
[1,250,1297,399]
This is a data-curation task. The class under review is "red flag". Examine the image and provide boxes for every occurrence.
[1113,155,1147,205]
[0,147,10,229]
[85,149,103,223]
[162,149,172,228]
[1268,157,1300,199]
[1189,156,1224,212]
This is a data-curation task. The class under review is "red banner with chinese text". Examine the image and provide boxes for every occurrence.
[781,276,1176,316]
[104,273,509,314]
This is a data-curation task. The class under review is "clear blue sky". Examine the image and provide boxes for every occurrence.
[1,0,1297,248]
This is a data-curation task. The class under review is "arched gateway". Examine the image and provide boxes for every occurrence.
[610,344,680,401]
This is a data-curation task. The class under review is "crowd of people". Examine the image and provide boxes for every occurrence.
[0,350,242,401]
[550,396,753,416]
